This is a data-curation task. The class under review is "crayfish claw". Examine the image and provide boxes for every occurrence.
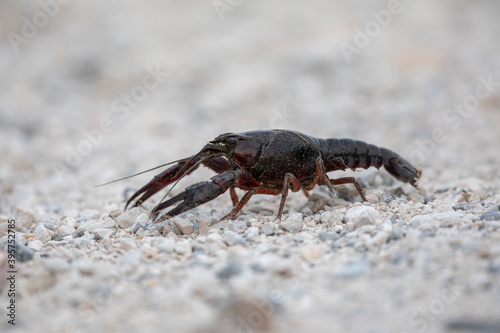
[151,173,236,221]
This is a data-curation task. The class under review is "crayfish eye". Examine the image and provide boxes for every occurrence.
[226,138,237,146]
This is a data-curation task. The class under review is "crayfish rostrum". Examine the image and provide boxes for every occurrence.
[122,130,421,221]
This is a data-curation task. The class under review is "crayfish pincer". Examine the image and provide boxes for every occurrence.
[123,130,421,221]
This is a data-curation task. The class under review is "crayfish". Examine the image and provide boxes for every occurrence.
[117,130,421,221]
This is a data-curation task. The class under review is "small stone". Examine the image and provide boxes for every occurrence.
[336,260,370,279]
[453,203,475,211]
[199,221,209,236]
[15,206,34,230]
[207,232,224,245]
[410,212,464,228]
[116,207,142,229]
[423,195,435,204]
[28,240,43,251]
[216,261,243,279]
[150,230,162,237]
[174,240,192,256]
[142,247,158,259]
[135,213,150,224]
[81,217,117,233]
[120,238,137,250]
[320,212,332,224]
[172,217,194,235]
[300,244,323,262]
[62,217,77,228]
[224,230,247,246]
[186,214,197,223]
[260,222,275,236]
[280,213,304,233]
[318,231,337,242]
[480,205,500,221]
[300,206,314,216]
[244,227,259,241]
[34,224,52,244]
[344,206,379,228]
[346,221,354,232]
[131,222,147,234]
[156,224,170,236]
[121,251,141,265]
[365,194,378,204]
[379,194,394,204]
[199,215,217,227]
[42,221,56,231]
[334,225,344,234]
[230,220,248,234]
[166,231,177,239]
[92,228,115,240]
[56,225,74,238]
[372,231,389,246]
[156,238,175,253]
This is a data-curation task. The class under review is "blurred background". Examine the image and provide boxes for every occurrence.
[1,0,499,209]
[1,2,500,333]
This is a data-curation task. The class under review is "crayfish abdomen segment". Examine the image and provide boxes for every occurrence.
[322,138,383,170]
[321,138,421,189]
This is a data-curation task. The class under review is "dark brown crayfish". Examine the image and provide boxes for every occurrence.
[123,130,421,221]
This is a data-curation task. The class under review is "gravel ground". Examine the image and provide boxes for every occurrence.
[1,1,500,333]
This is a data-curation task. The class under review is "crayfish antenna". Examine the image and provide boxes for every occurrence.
[151,154,210,214]
[95,158,191,188]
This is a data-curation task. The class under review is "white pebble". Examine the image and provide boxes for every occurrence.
[346,221,354,232]
[174,240,192,256]
[28,240,43,251]
[62,217,77,228]
[320,211,332,224]
[56,225,74,238]
[223,230,246,246]
[172,217,194,235]
[15,206,34,230]
[280,213,304,233]
[300,244,323,262]
[230,220,248,234]
[244,227,260,241]
[120,238,137,251]
[81,217,117,233]
[116,207,142,229]
[371,231,389,246]
[345,206,379,228]
[92,228,115,240]
[260,222,275,236]
[34,224,51,244]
